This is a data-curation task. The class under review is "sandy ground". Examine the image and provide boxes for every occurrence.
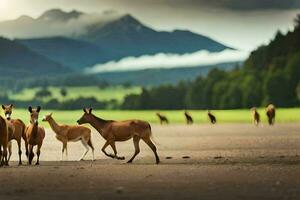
[1,123,300,200]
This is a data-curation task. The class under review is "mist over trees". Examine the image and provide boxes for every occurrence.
[122,15,300,110]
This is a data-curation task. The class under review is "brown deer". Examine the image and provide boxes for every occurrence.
[25,106,45,165]
[77,108,160,164]
[42,113,94,161]
[208,110,217,124]
[184,111,193,125]
[251,107,260,126]
[266,104,276,125]
[0,115,9,166]
[2,104,26,165]
[156,112,169,125]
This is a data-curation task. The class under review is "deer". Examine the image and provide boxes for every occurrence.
[0,115,9,166]
[266,104,276,125]
[2,104,26,165]
[184,111,193,125]
[251,107,260,126]
[42,113,94,161]
[77,108,160,164]
[208,110,217,124]
[156,112,169,125]
[25,106,45,165]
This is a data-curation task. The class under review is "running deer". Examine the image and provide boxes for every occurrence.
[25,106,45,165]
[184,111,193,125]
[77,108,160,164]
[208,110,217,124]
[156,112,169,125]
[251,107,260,126]
[2,104,26,165]
[42,113,94,161]
[266,104,276,125]
[0,115,9,166]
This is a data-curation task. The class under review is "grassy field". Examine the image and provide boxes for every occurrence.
[7,108,300,127]
[8,86,141,102]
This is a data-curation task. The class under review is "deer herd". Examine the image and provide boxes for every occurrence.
[0,104,276,166]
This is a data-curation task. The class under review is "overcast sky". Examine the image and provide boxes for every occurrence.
[0,0,299,50]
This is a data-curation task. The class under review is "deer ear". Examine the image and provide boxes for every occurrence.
[83,108,86,113]
[50,112,53,116]
[10,104,13,108]
[1,105,5,110]
[89,108,93,114]
[37,106,41,112]
[28,106,33,113]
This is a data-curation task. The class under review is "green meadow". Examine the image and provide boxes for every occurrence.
[7,108,300,127]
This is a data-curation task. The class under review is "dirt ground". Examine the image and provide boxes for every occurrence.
[1,123,300,200]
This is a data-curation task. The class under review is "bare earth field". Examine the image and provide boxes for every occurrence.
[1,123,300,200]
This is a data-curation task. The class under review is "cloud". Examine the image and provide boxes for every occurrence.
[86,49,249,74]
[176,0,300,11]
[0,10,122,39]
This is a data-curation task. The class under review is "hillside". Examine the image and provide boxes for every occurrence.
[17,37,113,70]
[96,62,237,86]
[0,37,69,77]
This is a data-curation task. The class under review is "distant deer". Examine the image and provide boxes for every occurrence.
[42,113,94,161]
[0,115,9,166]
[156,112,169,125]
[208,110,217,124]
[25,106,45,165]
[2,104,26,165]
[251,107,260,126]
[266,104,276,125]
[184,111,193,125]
[77,108,160,164]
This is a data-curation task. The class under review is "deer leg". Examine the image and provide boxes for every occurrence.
[17,140,22,165]
[65,143,68,161]
[3,144,8,166]
[101,140,115,159]
[36,145,41,165]
[79,140,89,161]
[24,140,29,158]
[7,141,12,162]
[142,137,160,164]
[28,145,34,165]
[87,138,94,161]
[0,147,2,167]
[110,141,125,160]
[61,142,66,161]
[127,136,140,163]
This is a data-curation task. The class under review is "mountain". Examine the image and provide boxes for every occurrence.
[79,14,232,58]
[0,37,69,77]
[37,9,83,21]
[0,9,85,38]
[17,37,115,70]
[0,10,234,70]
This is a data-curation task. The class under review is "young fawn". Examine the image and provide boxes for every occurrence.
[43,113,94,161]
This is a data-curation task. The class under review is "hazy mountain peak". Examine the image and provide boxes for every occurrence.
[118,14,141,25]
[16,15,34,22]
[38,8,84,21]
[103,14,147,33]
